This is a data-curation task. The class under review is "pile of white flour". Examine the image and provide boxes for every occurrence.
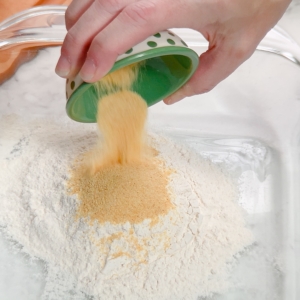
[0,115,253,299]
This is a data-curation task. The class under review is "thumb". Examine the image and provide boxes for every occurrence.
[164,38,253,105]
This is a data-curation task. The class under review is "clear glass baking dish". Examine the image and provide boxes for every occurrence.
[0,4,300,300]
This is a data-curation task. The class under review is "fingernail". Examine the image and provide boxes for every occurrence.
[80,58,96,82]
[164,93,181,105]
[165,84,191,105]
[55,55,71,77]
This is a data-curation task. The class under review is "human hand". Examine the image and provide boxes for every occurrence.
[55,0,291,104]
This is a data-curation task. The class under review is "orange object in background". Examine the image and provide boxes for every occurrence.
[0,0,72,84]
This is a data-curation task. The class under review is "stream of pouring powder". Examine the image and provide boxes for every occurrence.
[92,90,148,171]
[68,64,173,225]
[79,63,148,173]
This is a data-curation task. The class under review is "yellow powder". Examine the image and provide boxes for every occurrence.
[96,90,147,169]
[94,63,140,94]
[67,63,173,227]
[94,226,171,265]
[68,160,173,225]
[96,64,146,169]
[111,251,131,259]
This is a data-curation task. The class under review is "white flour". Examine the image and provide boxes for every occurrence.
[0,115,253,299]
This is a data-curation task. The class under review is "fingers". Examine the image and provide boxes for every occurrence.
[56,0,136,78]
[164,36,256,105]
[65,0,95,31]
[79,0,167,82]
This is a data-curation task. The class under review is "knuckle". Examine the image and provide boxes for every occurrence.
[89,38,104,57]
[122,1,157,26]
[65,18,74,31]
[192,81,215,94]
[232,47,247,61]
[87,38,118,72]
[89,34,112,60]
[65,6,76,30]
[231,41,253,61]
[62,29,81,53]
[96,0,123,14]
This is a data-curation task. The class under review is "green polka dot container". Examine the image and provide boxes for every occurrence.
[66,30,199,123]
